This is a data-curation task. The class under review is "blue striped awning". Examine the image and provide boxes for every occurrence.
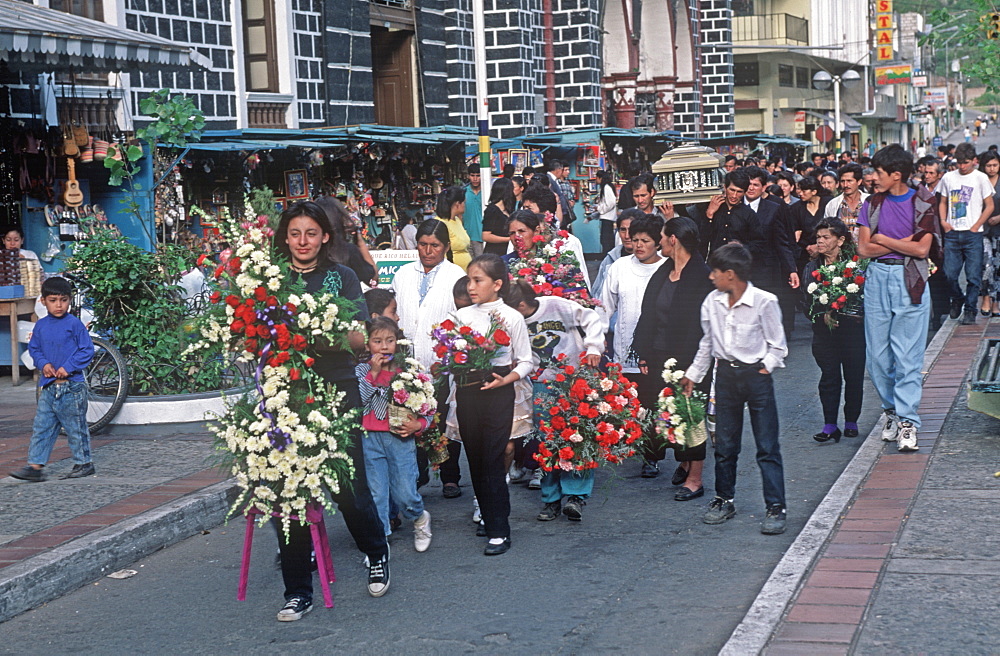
[0,0,210,73]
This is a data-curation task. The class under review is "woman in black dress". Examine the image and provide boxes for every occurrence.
[802,217,866,444]
[634,217,714,500]
[271,201,389,622]
[790,176,831,273]
[482,177,516,256]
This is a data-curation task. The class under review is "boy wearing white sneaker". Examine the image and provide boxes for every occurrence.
[857,145,942,452]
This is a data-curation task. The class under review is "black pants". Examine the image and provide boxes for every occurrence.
[433,378,464,486]
[714,363,785,508]
[600,219,616,254]
[455,383,514,539]
[810,317,866,426]
[278,380,388,601]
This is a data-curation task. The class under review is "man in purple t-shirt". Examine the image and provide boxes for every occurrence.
[857,145,937,453]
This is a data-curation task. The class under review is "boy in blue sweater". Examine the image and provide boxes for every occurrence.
[10,277,95,482]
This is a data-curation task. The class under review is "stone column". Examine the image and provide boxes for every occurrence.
[654,76,677,131]
[611,72,638,129]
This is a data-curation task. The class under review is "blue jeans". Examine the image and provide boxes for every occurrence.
[943,230,985,312]
[362,430,425,535]
[28,380,91,466]
[713,364,785,508]
[540,470,595,503]
[863,262,930,427]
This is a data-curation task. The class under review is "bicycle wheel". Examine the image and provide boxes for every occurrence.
[85,336,129,433]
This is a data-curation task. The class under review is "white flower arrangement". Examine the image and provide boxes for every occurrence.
[189,206,364,539]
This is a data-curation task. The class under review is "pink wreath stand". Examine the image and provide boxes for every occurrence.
[237,502,337,608]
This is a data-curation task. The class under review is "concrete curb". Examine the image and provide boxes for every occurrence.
[0,478,238,623]
[719,320,959,656]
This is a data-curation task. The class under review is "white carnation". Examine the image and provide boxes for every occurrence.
[819,293,829,305]
[846,283,859,293]
[831,276,843,285]
[806,282,818,293]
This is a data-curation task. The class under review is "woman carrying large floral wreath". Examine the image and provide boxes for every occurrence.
[801,217,867,444]
[272,201,390,619]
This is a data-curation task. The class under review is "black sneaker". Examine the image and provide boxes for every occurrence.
[562,496,585,521]
[640,461,660,478]
[949,300,963,320]
[761,505,787,535]
[276,595,312,622]
[10,465,44,482]
[703,496,736,524]
[60,463,95,479]
[961,310,976,326]
[536,501,561,521]
[367,552,390,597]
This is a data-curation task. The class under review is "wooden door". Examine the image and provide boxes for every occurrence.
[371,28,416,127]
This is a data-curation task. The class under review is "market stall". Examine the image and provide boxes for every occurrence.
[155,125,475,273]
[0,0,209,368]
[490,128,681,254]
[698,133,813,163]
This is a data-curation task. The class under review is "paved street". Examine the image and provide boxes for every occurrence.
[0,314,886,654]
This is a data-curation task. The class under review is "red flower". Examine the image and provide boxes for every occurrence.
[542,263,555,274]
[494,330,510,346]
[558,447,575,460]
[304,357,315,368]
[812,270,822,280]
[265,295,279,308]
[210,291,222,304]
[837,295,847,303]
[254,287,267,301]
[854,276,865,284]
[284,302,297,314]
[213,265,224,279]
[459,325,473,335]
[555,373,566,383]
[289,368,301,380]
[196,254,208,267]
[291,334,308,351]
[474,335,486,345]
[454,352,468,364]
[305,395,314,404]
[823,280,831,286]
[230,320,245,334]
[661,387,674,396]
[225,294,240,307]
[440,319,456,331]
[228,257,241,273]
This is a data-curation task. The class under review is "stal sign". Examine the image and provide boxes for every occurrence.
[876,0,894,61]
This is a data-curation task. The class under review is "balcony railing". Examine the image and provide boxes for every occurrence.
[247,102,288,129]
[732,13,809,46]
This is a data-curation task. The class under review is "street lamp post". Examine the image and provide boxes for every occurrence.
[813,69,862,152]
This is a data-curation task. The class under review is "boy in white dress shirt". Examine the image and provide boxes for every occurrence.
[680,242,789,535]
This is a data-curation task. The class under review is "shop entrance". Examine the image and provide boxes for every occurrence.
[371,27,416,127]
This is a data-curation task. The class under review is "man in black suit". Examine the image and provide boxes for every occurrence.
[545,159,573,224]
[689,169,757,258]
[744,166,799,335]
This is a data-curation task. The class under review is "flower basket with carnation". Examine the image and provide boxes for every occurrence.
[387,355,437,435]
[533,354,647,472]
[805,254,869,329]
[655,359,709,450]
[184,204,367,539]
[509,226,599,309]
[430,313,511,387]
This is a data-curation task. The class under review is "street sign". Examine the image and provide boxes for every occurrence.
[794,110,806,135]
[932,136,943,148]
[924,87,948,109]
[912,75,928,88]
[875,64,912,85]
[815,125,834,143]
[876,0,894,61]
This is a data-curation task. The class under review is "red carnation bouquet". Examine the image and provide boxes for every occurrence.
[430,312,511,386]
[805,253,869,329]
[509,229,600,309]
[534,354,647,472]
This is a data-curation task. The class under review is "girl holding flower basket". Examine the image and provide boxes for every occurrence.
[444,254,534,555]
[356,316,435,552]
[801,218,867,444]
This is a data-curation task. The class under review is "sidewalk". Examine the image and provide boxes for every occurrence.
[0,382,235,622]
[725,317,1000,655]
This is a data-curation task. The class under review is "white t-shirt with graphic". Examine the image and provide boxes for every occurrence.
[939,169,995,232]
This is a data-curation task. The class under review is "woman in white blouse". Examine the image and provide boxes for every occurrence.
[391,219,468,497]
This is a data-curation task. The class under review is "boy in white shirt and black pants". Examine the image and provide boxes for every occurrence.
[681,243,789,535]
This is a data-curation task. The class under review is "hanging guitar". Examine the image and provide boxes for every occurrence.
[62,157,84,208]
